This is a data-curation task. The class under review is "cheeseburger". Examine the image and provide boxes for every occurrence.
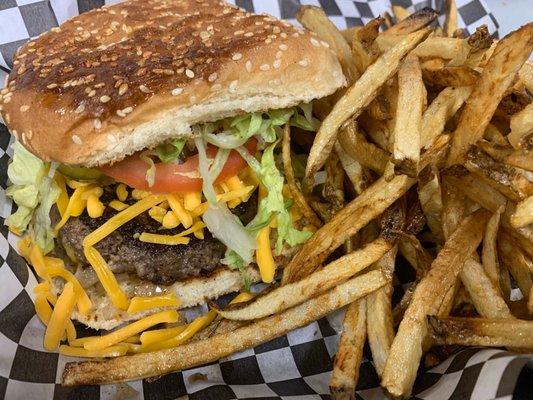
[0,0,344,332]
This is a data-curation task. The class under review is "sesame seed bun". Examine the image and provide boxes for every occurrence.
[0,0,345,167]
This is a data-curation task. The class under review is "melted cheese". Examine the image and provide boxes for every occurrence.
[17,235,33,261]
[54,173,69,217]
[83,246,130,310]
[29,245,49,280]
[43,282,76,351]
[34,293,53,325]
[126,294,181,314]
[54,186,91,232]
[139,325,187,346]
[59,344,128,358]
[83,195,165,247]
[69,334,140,347]
[83,310,179,351]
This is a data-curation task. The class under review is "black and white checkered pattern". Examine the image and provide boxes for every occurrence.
[1,1,531,399]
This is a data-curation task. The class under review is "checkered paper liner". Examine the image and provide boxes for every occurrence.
[0,1,531,399]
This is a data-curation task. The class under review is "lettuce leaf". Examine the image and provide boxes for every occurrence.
[5,142,60,252]
[156,138,186,163]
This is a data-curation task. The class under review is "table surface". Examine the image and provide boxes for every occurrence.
[486,0,533,36]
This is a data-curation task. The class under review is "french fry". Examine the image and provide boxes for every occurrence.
[358,115,392,152]
[467,25,494,53]
[296,6,359,83]
[392,5,410,22]
[330,299,367,399]
[447,24,533,165]
[323,151,345,214]
[282,125,322,227]
[341,26,361,44]
[383,7,437,35]
[477,139,533,172]
[518,60,533,92]
[444,0,458,37]
[62,273,387,386]
[511,195,533,228]
[498,232,533,297]
[422,66,479,88]
[507,103,533,149]
[338,121,391,175]
[464,146,533,202]
[334,142,372,195]
[306,28,431,183]
[382,11,394,30]
[282,174,414,284]
[429,316,533,348]
[351,18,382,75]
[216,239,390,320]
[366,246,397,377]
[483,124,509,147]
[482,207,504,294]
[417,166,444,241]
[392,54,425,176]
[381,209,490,398]
[377,36,471,64]
[529,287,533,315]
[460,259,512,318]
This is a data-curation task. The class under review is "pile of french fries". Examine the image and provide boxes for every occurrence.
[63,2,533,398]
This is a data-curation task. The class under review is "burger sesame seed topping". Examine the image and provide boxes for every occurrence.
[100,95,111,103]
[310,38,320,47]
[244,32,254,37]
[94,119,102,129]
[298,59,309,67]
[208,72,218,82]
[260,64,270,71]
[232,52,242,60]
[321,40,330,48]
[19,105,29,112]
[75,104,85,113]
[229,80,238,93]
[46,83,57,89]
[273,59,281,69]
[118,83,128,95]
[275,51,282,59]
[171,87,183,96]
[245,60,252,72]
[71,135,82,144]
[3,96,11,104]
[185,69,195,78]
[139,85,151,93]
[234,30,244,35]
[88,89,96,97]
[122,106,133,114]
[279,44,288,51]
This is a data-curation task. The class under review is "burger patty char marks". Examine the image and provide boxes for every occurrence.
[54,191,257,286]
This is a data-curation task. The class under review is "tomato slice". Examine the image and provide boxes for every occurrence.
[99,139,256,193]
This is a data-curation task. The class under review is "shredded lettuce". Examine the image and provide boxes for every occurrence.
[237,143,311,253]
[5,142,60,252]
[156,138,186,163]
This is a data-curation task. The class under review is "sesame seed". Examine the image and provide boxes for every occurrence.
[310,38,320,47]
[321,40,330,48]
[245,60,252,72]
[139,85,151,93]
[117,83,128,95]
[232,52,242,60]
[200,31,210,40]
[75,104,85,114]
[234,30,244,35]
[299,59,309,67]
[71,135,82,144]
[26,130,33,139]
[273,59,281,69]
[276,51,282,59]
[185,69,195,78]
[19,105,29,112]
[171,87,183,96]
[122,106,133,114]
[3,96,11,104]
[229,80,238,93]
[260,64,270,71]
[94,119,102,129]
[46,83,57,89]
[100,95,111,103]
[116,110,125,117]
[280,32,287,38]
[244,32,254,37]
[208,72,218,82]
[88,90,96,97]
[265,38,272,44]
[279,44,288,51]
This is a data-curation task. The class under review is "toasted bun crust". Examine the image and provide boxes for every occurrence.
[0,0,344,167]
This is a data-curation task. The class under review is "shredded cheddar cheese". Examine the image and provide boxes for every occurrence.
[162,210,180,229]
[86,194,105,218]
[83,195,165,247]
[55,185,92,232]
[29,245,49,280]
[17,235,33,261]
[183,192,202,211]
[256,225,275,283]
[84,246,130,310]
[54,173,69,217]
[116,183,128,202]
[226,175,246,207]
[139,325,187,346]
[69,334,140,347]
[83,310,179,351]
[45,260,92,315]
[43,282,76,351]
[126,294,181,313]
[138,221,206,245]
[34,293,53,325]
[191,186,255,217]
[81,187,103,200]
[167,194,193,228]
[108,200,129,211]
[60,344,128,358]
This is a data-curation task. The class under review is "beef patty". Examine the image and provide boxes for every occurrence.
[54,189,257,286]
